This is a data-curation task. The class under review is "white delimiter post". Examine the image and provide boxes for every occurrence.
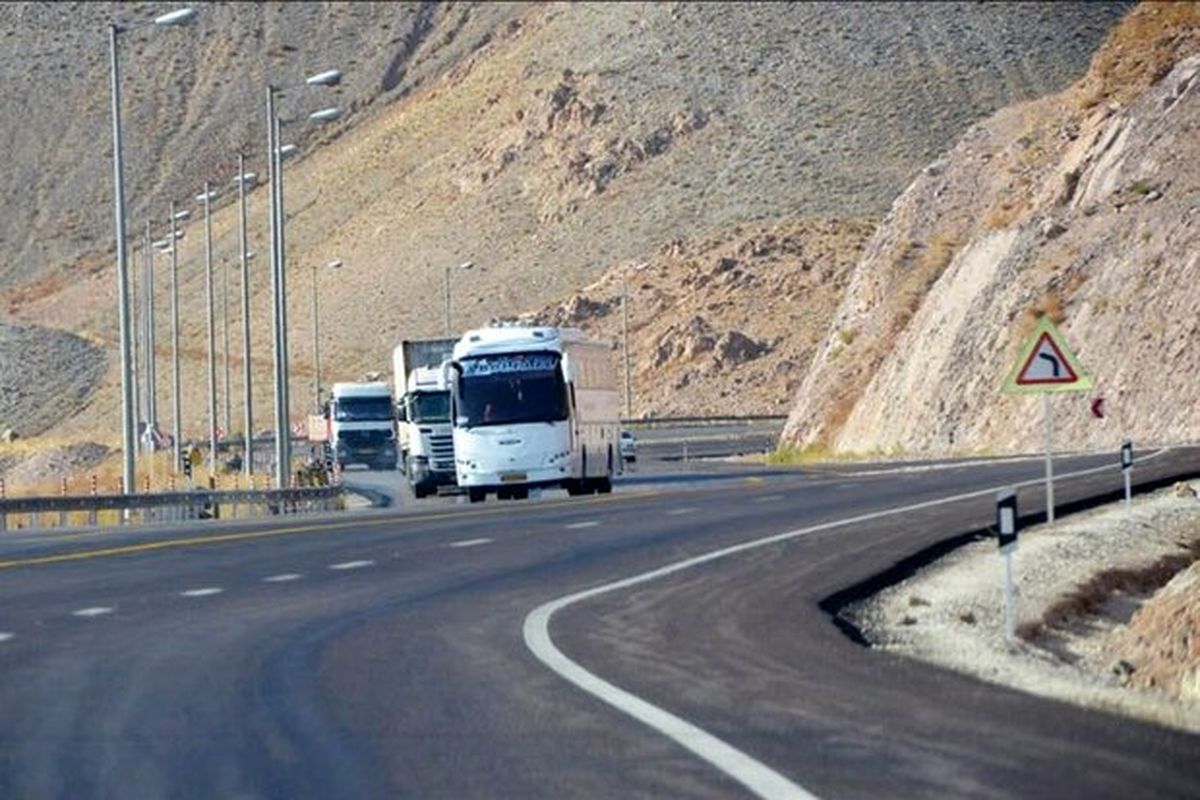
[1043,392,1054,525]
[203,181,218,475]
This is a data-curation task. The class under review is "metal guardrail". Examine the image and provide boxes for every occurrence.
[0,486,343,532]
[621,415,787,427]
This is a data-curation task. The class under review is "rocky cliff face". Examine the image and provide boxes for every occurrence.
[783,4,1200,456]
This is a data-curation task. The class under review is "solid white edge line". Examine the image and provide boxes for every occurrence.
[449,538,493,548]
[566,521,600,529]
[264,573,303,582]
[72,607,115,618]
[522,447,1172,800]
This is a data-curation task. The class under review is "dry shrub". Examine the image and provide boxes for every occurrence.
[983,199,1028,231]
[1076,2,1200,110]
[1018,545,1200,640]
[892,229,962,329]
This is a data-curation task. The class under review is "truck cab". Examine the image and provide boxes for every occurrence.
[398,365,456,497]
[329,382,396,470]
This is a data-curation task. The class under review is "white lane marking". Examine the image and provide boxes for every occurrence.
[565,521,600,530]
[753,494,785,503]
[0,633,13,643]
[523,449,1175,800]
[264,573,303,583]
[329,560,375,571]
[180,587,223,598]
[665,507,698,516]
[449,538,493,548]
[72,607,114,618]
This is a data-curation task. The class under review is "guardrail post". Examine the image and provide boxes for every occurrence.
[59,478,68,527]
[0,478,6,532]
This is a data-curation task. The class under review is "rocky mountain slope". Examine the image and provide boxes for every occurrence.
[783,3,1200,456]
[0,2,1129,450]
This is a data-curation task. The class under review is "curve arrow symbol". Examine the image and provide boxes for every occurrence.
[1091,397,1105,419]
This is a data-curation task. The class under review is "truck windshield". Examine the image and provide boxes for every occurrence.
[409,391,450,423]
[334,396,394,422]
[457,353,568,427]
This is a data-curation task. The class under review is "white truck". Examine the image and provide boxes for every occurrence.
[446,326,621,503]
[328,381,397,470]
[393,339,458,498]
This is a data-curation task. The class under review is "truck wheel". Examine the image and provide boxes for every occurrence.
[565,480,584,497]
[468,488,486,503]
[513,487,529,500]
[413,484,428,499]
[595,477,612,494]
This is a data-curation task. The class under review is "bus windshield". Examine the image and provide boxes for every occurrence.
[457,353,568,427]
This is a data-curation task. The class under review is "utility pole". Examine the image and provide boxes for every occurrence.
[622,270,632,419]
[108,23,135,496]
[169,202,182,470]
[202,181,217,475]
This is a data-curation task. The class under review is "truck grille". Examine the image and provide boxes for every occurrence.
[429,433,455,472]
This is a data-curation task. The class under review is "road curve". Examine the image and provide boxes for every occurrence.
[0,448,1196,798]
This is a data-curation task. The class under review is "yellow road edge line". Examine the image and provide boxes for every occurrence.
[0,488,666,571]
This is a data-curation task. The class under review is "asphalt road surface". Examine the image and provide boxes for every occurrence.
[0,446,1197,798]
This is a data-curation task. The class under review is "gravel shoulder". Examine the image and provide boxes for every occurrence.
[851,479,1200,733]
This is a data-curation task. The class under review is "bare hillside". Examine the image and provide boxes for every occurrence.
[0,2,1129,454]
[782,3,1200,456]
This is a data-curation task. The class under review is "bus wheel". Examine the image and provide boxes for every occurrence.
[468,488,486,503]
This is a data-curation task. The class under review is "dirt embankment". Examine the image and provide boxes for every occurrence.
[783,3,1200,457]
[853,480,1200,732]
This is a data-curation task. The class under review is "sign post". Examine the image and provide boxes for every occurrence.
[1120,440,1134,507]
[1002,316,1094,525]
[996,488,1018,642]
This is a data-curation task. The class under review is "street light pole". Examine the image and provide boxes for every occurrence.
[267,85,287,488]
[274,113,292,486]
[145,219,157,436]
[622,271,631,419]
[444,261,473,337]
[237,154,253,476]
[221,255,231,442]
[107,23,135,495]
[202,181,218,476]
[169,203,182,469]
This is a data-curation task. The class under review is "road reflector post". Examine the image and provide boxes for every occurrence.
[1120,440,1134,508]
[59,478,68,527]
[996,488,1019,643]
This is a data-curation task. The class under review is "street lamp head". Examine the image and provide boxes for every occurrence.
[460,261,474,270]
[172,230,185,240]
[173,209,191,221]
[327,259,343,270]
[278,143,299,159]
[232,172,258,186]
[306,69,342,87]
[195,189,218,202]
[152,239,171,250]
[154,8,198,27]
[308,107,342,123]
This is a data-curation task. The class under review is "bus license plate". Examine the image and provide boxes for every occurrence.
[500,472,527,483]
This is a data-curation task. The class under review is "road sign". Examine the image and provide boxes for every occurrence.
[216,425,226,442]
[1003,316,1093,394]
[291,421,306,437]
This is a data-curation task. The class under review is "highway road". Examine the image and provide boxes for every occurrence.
[0,445,1197,798]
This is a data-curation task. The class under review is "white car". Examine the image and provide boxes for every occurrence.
[619,430,637,463]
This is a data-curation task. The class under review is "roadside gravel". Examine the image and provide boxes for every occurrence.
[851,480,1200,733]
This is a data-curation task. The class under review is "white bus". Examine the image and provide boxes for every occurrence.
[447,326,621,502]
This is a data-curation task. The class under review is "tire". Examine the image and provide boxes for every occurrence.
[497,488,512,501]
[413,483,429,499]
[468,487,486,503]
[565,480,585,497]
[512,487,529,500]
[595,477,612,494]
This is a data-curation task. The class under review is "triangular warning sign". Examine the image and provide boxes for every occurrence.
[1003,316,1093,394]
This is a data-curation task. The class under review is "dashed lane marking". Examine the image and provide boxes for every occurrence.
[449,538,493,548]
[0,633,13,643]
[329,560,374,571]
[180,587,223,598]
[565,521,600,530]
[752,494,785,503]
[665,507,698,516]
[72,607,115,618]
[263,573,303,583]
